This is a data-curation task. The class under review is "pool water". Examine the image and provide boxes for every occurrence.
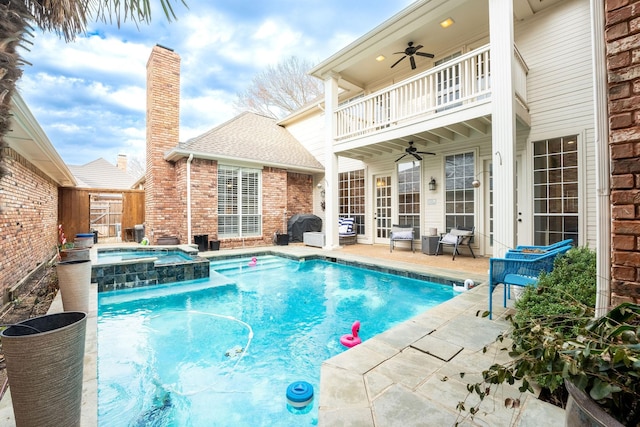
[98,255,455,426]
[96,250,194,265]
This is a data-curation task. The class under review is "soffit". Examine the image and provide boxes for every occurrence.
[310,0,564,94]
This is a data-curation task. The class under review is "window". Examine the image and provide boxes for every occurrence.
[397,161,420,236]
[339,170,365,235]
[444,152,475,230]
[218,166,261,238]
[533,136,578,245]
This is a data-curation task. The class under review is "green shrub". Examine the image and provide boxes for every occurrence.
[511,246,597,390]
[514,246,597,325]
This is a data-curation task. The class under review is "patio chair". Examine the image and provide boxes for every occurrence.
[338,217,357,245]
[510,238,574,253]
[436,226,475,260]
[389,224,415,253]
[488,245,571,319]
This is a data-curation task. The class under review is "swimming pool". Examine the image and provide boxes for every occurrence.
[98,255,456,426]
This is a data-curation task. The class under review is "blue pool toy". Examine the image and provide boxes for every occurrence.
[286,381,313,408]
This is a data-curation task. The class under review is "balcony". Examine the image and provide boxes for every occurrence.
[334,44,529,143]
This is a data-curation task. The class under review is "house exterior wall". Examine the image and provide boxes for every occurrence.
[606,0,640,304]
[0,148,58,301]
[515,0,597,248]
[146,45,181,244]
[169,159,313,249]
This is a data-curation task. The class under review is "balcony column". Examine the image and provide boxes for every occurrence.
[489,0,517,256]
[323,72,340,249]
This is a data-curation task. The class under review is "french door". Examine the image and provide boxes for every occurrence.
[374,175,392,243]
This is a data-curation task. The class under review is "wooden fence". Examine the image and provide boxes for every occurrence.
[58,188,145,243]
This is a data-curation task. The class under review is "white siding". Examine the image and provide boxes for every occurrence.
[514,0,596,248]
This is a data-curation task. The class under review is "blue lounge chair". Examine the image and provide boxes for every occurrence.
[511,239,574,253]
[488,245,571,319]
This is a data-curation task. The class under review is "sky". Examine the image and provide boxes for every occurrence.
[16,1,413,170]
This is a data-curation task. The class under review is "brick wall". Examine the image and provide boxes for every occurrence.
[606,0,640,304]
[146,45,181,244]
[181,158,217,245]
[146,47,315,249]
[287,172,313,217]
[0,148,58,300]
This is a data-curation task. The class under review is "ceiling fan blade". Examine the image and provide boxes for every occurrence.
[412,153,422,161]
[391,56,406,68]
[410,56,416,70]
[416,52,435,58]
[413,45,424,51]
[416,151,436,156]
[395,153,408,162]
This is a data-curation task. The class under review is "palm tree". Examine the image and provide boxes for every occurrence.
[0,0,185,176]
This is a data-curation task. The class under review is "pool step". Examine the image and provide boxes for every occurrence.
[209,255,290,274]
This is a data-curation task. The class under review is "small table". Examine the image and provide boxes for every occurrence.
[303,232,325,248]
[421,235,442,255]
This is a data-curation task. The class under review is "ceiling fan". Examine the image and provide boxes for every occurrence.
[395,141,436,162]
[391,41,434,70]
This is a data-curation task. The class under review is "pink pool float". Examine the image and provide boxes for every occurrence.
[340,320,362,348]
[248,257,257,267]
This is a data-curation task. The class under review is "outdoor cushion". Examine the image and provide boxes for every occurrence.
[392,230,413,240]
[440,233,458,244]
[339,225,350,234]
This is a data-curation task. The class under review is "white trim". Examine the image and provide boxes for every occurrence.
[591,0,611,317]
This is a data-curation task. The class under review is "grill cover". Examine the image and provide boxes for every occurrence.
[287,214,322,242]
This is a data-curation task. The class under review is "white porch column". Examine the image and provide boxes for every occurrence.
[489,0,517,256]
[323,73,340,249]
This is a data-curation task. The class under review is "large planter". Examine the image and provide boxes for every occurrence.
[59,248,90,262]
[0,312,87,427]
[565,381,624,427]
[56,259,91,312]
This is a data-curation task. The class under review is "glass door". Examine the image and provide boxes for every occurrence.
[374,175,392,243]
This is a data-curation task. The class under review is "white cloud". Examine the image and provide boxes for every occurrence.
[16,1,411,165]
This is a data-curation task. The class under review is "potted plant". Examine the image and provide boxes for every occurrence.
[209,234,220,251]
[55,225,91,312]
[457,248,639,426]
[57,224,89,262]
[0,311,87,427]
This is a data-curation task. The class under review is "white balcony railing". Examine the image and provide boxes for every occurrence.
[334,44,528,141]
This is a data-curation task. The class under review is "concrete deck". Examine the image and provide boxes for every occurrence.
[0,243,565,426]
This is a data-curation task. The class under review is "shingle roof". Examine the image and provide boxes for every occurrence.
[181,112,324,171]
[67,158,139,189]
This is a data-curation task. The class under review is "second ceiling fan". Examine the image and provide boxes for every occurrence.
[391,42,434,70]
[395,141,435,162]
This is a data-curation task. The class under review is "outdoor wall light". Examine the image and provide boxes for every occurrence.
[472,171,488,188]
[429,177,436,191]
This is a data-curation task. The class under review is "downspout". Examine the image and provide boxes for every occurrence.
[187,154,194,244]
[591,0,611,318]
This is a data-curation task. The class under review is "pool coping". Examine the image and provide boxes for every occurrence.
[0,245,565,426]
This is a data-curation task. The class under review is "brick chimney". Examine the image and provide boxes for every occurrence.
[146,44,181,243]
[116,154,127,172]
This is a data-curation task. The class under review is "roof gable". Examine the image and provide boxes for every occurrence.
[179,112,323,171]
[68,158,139,189]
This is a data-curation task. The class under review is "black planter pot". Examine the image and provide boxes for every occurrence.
[1,312,87,427]
[565,381,624,427]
